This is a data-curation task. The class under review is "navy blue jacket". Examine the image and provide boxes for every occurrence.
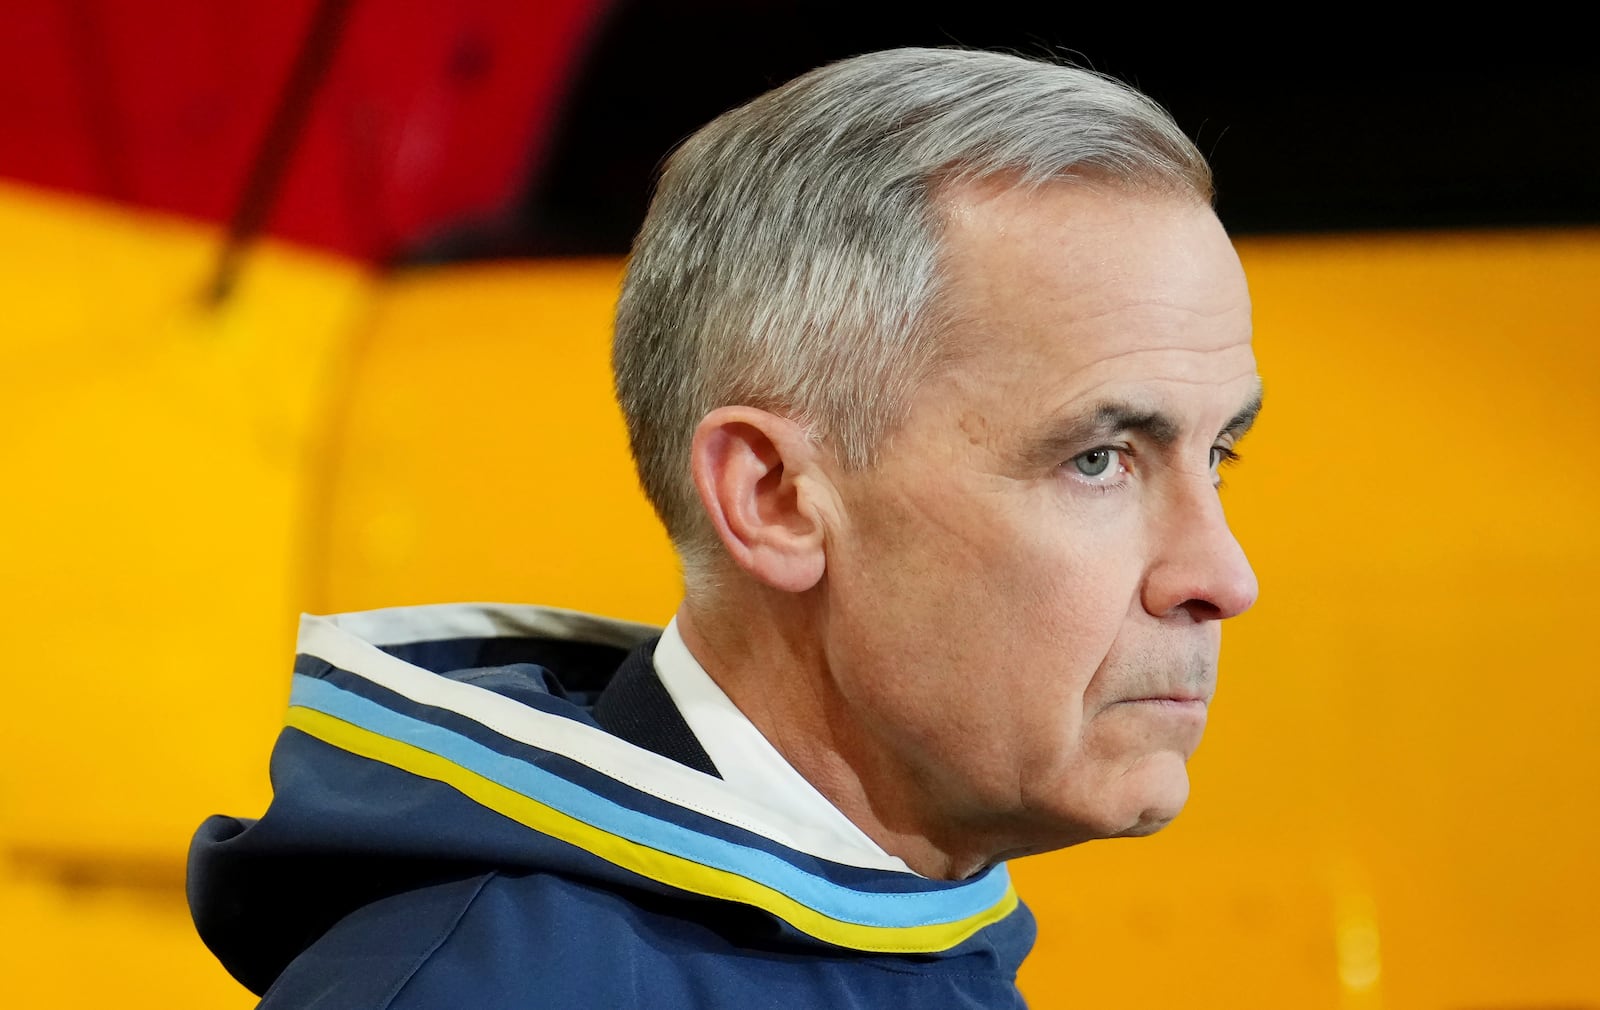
[189,604,1035,1008]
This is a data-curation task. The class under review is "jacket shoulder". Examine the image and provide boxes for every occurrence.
[257,873,495,1010]
[262,870,1024,1010]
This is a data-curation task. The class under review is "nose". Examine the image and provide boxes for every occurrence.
[1141,480,1259,622]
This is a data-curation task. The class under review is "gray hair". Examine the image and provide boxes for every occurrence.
[612,47,1212,583]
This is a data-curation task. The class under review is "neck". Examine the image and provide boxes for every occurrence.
[676,588,1000,880]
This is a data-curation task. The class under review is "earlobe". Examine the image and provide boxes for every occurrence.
[690,407,828,593]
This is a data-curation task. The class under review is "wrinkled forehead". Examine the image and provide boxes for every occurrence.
[912,179,1254,423]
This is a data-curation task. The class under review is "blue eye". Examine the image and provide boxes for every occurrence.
[1071,448,1123,480]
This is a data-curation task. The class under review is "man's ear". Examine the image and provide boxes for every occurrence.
[690,406,830,593]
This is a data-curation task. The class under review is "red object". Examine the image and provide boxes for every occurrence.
[0,0,605,260]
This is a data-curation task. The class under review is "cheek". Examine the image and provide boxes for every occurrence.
[869,476,1140,628]
[1008,506,1146,665]
[823,492,1035,741]
[842,487,1140,721]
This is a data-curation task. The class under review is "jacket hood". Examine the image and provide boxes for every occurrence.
[188,603,1029,996]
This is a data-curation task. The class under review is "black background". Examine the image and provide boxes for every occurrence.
[417,2,1600,260]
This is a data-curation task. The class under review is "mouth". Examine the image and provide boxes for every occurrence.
[1113,695,1209,715]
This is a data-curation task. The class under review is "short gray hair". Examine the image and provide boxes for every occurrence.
[613,47,1211,581]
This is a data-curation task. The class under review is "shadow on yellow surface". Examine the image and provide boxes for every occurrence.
[2,180,1596,1008]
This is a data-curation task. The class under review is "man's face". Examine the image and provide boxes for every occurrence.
[818,181,1260,866]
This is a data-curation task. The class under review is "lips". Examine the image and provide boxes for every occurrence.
[1122,692,1209,705]
[1110,694,1210,714]
[1105,656,1216,709]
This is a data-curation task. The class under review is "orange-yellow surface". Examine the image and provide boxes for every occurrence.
[2,179,1596,1008]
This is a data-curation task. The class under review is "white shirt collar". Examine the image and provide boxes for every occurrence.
[652,617,910,869]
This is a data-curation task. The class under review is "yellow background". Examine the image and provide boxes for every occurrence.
[2,179,1595,1008]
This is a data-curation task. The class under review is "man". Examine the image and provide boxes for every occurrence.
[190,47,1260,1008]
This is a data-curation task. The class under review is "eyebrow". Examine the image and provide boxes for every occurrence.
[1221,386,1265,442]
[1022,382,1264,465]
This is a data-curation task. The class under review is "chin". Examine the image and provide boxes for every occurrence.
[1024,752,1195,847]
[1112,809,1179,839]
[1103,759,1192,839]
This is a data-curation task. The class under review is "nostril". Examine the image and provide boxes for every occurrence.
[1181,598,1225,622]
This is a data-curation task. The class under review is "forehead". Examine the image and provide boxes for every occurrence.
[926,180,1255,418]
